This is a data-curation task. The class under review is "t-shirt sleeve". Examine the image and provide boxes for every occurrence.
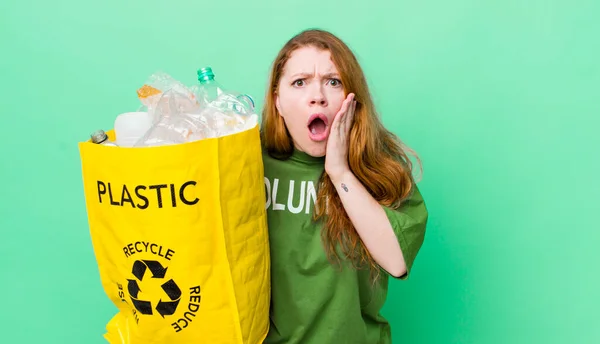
[381,184,428,280]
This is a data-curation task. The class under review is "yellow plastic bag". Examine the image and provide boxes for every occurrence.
[78,125,270,344]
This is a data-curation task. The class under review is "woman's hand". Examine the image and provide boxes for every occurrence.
[325,93,357,182]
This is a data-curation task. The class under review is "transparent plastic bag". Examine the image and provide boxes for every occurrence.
[134,88,207,147]
[136,71,199,122]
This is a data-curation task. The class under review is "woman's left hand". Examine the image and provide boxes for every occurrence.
[325,93,357,182]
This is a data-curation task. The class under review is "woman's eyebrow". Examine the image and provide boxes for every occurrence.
[290,72,313,79]
[289,72,340,79]
[322,72,341,79]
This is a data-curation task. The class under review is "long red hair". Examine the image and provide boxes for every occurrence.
[261,29,421,278]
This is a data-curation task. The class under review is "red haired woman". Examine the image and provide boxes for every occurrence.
[260,28,429,344]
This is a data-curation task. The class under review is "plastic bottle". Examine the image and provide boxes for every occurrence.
[193,67,224,106]
[184,67,258,138]
[194,67,255,113]
[90,130,118,146]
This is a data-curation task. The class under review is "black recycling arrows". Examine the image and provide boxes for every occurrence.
[156,299,179,317]
[156,279,182,317]
[126,260,181,317]
[128,279,141,298]
[132,299,153,315]
[144,260,168,278]
[162,279,182,300]
[132,260,168,280]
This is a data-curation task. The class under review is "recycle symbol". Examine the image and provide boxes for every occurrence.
[127,260,181,317]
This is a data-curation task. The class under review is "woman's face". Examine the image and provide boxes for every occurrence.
[276,46,346,157]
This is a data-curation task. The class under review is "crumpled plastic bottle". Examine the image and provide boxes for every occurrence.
[193,93,255,137]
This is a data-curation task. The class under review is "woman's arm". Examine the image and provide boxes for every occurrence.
[330,171,407,277]
[325,94,427,278]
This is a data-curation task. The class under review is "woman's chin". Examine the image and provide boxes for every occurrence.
[296,142,326,158]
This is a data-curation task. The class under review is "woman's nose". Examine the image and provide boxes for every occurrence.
[310,88,328,106]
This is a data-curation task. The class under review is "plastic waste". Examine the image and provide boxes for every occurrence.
[192,67,224,105]
[193,92,257,138]
[134,68,258,147]
[136,71,199,122]
[133,88,207,147]
[193,67,255,115]
[87,69,257,148]
[113,111,153,147]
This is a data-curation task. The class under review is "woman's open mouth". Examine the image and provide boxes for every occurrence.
[307,114,329,142]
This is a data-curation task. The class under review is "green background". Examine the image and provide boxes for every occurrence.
[1,0,598,343]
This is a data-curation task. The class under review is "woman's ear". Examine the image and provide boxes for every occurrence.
[275,93,283,117]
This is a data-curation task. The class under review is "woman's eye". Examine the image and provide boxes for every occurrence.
[328,78,342,87]
[292,79,305,87]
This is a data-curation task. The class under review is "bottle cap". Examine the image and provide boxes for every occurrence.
[90,130,108,144]
[197,67,215,83]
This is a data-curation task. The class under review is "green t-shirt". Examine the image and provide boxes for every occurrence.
[262,148,428,344]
